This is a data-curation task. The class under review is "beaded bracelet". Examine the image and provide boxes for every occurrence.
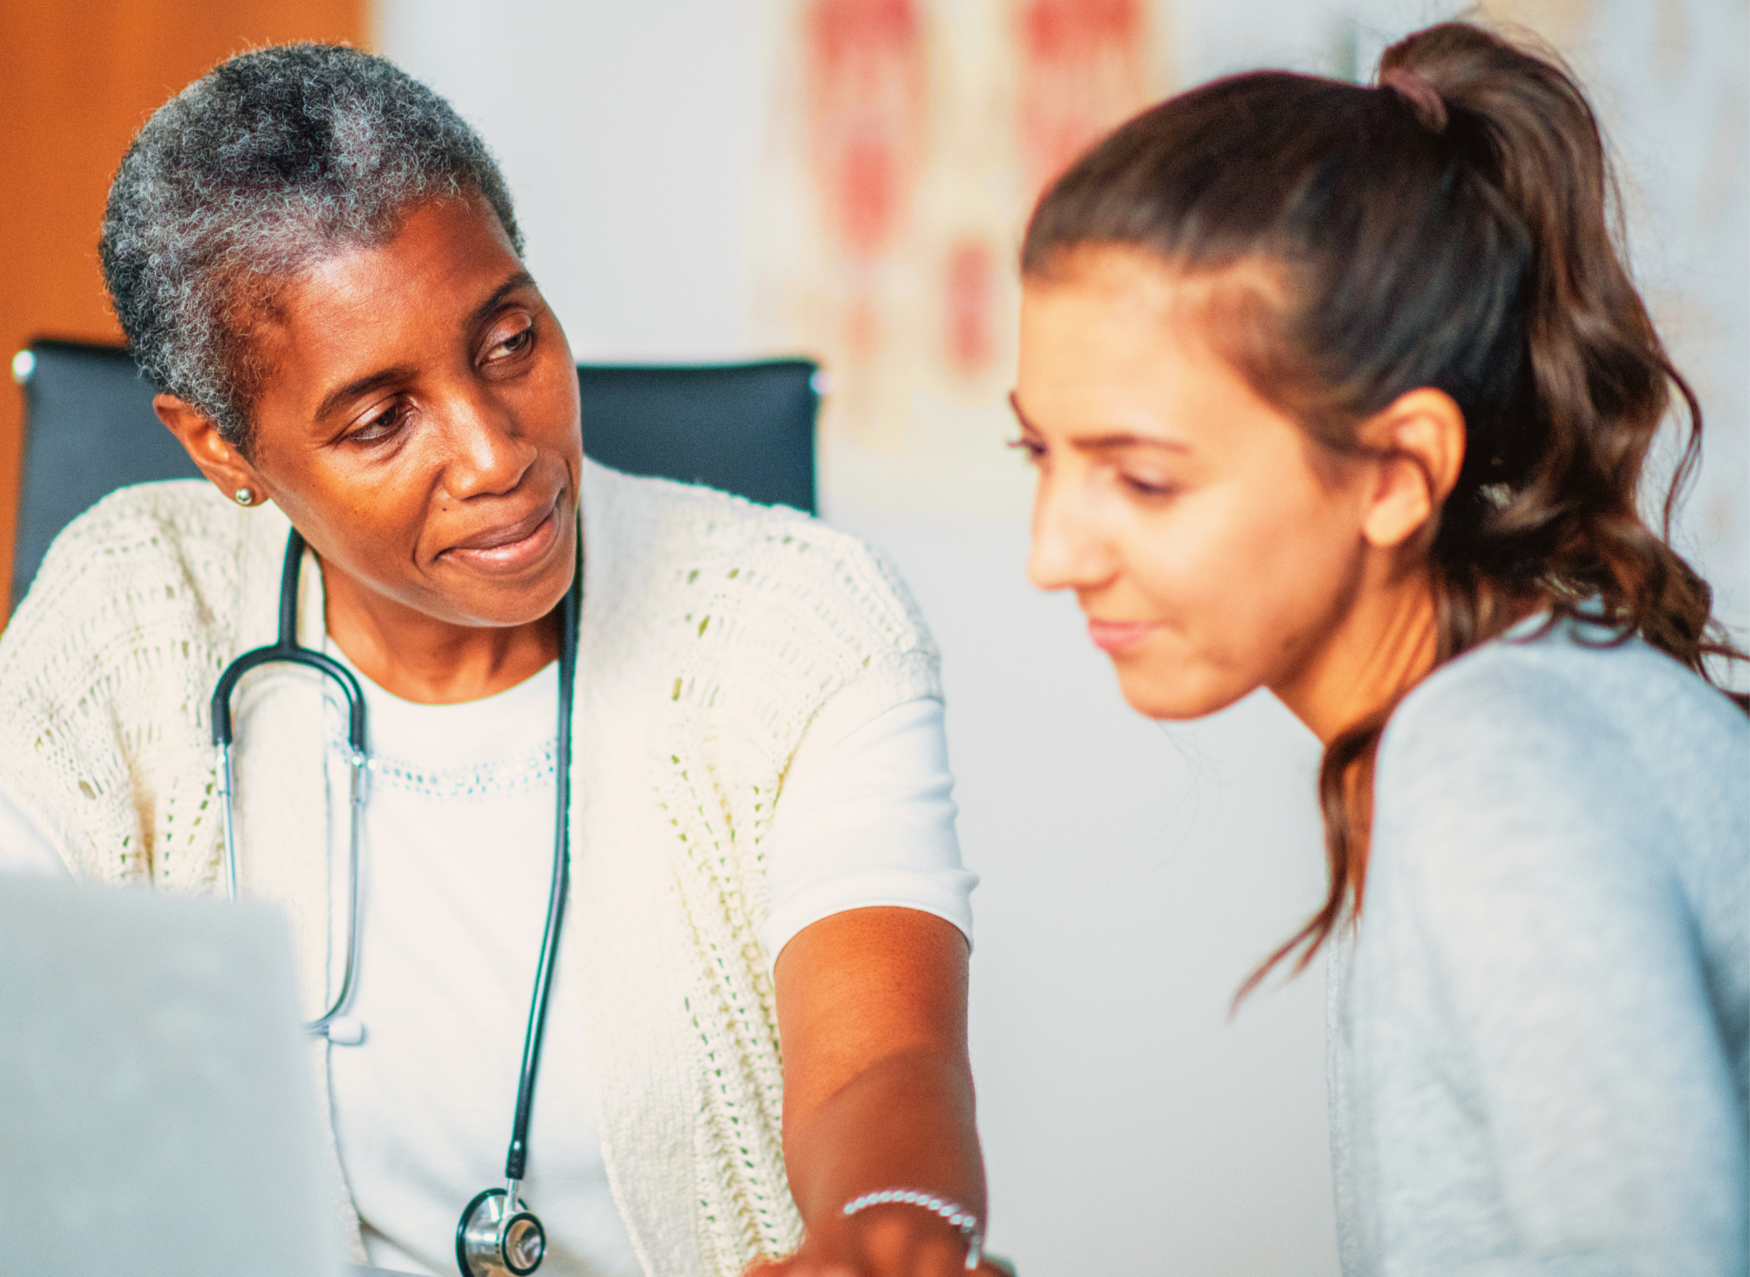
[841,1188,984,1270]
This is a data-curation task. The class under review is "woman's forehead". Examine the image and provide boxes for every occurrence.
[246,199,530,422]
[1025,246,1290,325]
[1017,254,1311,462]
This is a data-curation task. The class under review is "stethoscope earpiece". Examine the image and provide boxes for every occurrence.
[457,1185,547,1277]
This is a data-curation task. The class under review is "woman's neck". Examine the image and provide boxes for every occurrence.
[1272,566,1441,746]
[319,561,561,705]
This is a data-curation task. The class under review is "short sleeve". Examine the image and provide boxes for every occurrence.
[758,697,976,969]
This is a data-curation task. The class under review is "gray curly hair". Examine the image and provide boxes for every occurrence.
[100,43,523,450]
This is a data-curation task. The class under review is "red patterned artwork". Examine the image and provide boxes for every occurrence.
[761,0,1167,506]
[944,234,998,379]
[1016,0,1148,197]
[803,0,929,362]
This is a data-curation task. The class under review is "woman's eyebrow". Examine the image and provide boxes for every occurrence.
[468,270,538,329]
[313,364,418,424]
[310,271,541,423]
[1006,391,1188,452]
[1077,434,1189,455]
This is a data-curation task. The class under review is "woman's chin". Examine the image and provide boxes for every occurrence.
[432,523,578,627]
[432,555,577,630]
[1113,666,1250,723]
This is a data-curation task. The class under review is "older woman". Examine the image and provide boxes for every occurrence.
[0,44,994,1277]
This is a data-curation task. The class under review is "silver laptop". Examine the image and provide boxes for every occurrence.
[0,875,388,1276]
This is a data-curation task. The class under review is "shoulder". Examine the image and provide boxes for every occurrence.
[0,477,276,694]
[581,461,935,665]
[34,476,248,561]
[0,479,270,878]
[4,478,263,647]
[579,463,940,767]
[1,479,280,693]
[1374,619,1746,888]
[1383,619,1745,776]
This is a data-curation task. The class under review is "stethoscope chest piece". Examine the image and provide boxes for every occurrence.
[457,1185,546,1277]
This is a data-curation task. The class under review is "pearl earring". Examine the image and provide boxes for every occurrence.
[234,488,254,506]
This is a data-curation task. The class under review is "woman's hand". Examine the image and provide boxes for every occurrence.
[764,907,991,1277]
[746,1206,1015,1276]
[744,1208,999,1276]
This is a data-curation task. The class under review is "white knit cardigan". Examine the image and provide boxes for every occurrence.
[0,461,942,1277]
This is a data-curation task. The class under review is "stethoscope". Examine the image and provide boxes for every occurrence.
[212,527,577,1277]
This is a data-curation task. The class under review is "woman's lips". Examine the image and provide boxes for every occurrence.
[1087,618,1157,655]
[444,502,560,573]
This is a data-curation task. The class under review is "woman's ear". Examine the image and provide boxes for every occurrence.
[1356,387,1466,550]
[153,394,267,503]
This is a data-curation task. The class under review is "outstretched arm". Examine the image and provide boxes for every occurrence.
[758,905,993,1277]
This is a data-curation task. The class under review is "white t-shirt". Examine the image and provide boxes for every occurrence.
[322,653,972,1276]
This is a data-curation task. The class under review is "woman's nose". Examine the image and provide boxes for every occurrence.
[443,394,536,499]
[1027,471,1113,593]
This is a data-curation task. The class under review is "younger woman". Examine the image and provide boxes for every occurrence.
[1012,22,1746,1276]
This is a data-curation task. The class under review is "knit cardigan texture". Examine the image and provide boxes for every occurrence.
[0,462,943,1277]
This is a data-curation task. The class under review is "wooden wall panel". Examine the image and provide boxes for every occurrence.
[0,0,368,619]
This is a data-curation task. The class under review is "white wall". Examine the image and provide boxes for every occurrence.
[378,3,1747,1273]
[379,1,769,362]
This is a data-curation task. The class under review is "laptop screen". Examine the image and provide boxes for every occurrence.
[0,876,346,1277]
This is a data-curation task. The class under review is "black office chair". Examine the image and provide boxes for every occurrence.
[9,341,203,610]
[578,361,818,516]
[8,339,820,608]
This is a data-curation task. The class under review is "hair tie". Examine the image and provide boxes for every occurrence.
[1378,67,1449,134]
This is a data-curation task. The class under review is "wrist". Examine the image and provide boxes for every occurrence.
[841,1188,983,1271]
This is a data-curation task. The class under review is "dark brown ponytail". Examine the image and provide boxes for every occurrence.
[1021,21,1745,997]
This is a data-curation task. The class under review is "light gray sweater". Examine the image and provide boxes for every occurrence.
[1330,615,1748,1276]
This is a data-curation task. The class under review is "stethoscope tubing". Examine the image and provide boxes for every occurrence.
[212,529,368,1037]
[212,524,579,1273]
[505,565,577,1183]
